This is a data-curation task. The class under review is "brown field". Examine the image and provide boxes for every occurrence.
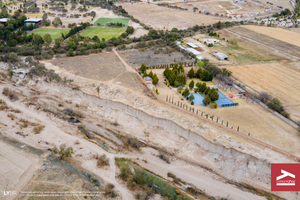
[51,52,144,92]
[121,3,225,30]
[225,62,300,121]
[214,28,286,64]
[227,26,300,59]
[243,25,300,48]
[260,0,293,9]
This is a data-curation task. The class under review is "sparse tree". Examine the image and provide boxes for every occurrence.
[43,33,52,49]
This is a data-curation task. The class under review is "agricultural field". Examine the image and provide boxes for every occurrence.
[221,26,300,59]
[31,28,70,40]
[117,49,192,69]
[175,0,275,17]
[0,140,38,199]
[213,28,286,64]
[51,52,144,91]
[93,18,130,26]
[243,25,300,48]
[224,62,300,121]
[80,27,125,40]
[260,0,293,9]
[121,3,224,30]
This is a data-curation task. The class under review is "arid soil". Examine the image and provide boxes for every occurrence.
[215,28,287,64]
[121,3,225,30]
[224,62,300,121]
[243,25,300,48]
[117,49,191,69]
[227,26,300,59]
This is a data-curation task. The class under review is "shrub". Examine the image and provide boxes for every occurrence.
[120,164,131,180]
[59,144,74,159]
[158,148,170,164]
[104,184,115,196]
[33,125,45,134]
[127,137,141,149]
[280,111,290,119]
[97,154,110,167]
[2,87,19,101]
[182,88,190,97]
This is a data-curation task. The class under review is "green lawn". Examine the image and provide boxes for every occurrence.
[80,27,125,40]
[93,18,130,27]
[31,28,69,40]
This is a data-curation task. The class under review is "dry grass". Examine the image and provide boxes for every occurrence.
[97,154,110,167]
[122,3,224,30]
[2,87,19,101]
[225,62,300,121]
[7,113,16,120]
[33,125,45,134]
[243,25,300,48]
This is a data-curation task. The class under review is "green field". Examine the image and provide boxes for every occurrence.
[80,27,125,40]
[31,28,69,40]
[93,18,130,27]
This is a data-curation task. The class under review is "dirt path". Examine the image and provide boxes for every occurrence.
[226,30,300,60]
[113,49,135,72]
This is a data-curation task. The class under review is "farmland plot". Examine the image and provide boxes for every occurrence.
[225,62,300,121]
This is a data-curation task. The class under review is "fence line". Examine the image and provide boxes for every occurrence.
[136,73,300,162]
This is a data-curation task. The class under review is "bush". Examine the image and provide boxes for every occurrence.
[182,88,190,97]
[97,154,110,167]
[2,87,19,101]
[59,144,74,159]
[280,111,290,119]
[158,148,170,164]
[127,137,141,149]
[33,125,45,134]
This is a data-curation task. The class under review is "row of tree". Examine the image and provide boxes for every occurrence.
[187,67,214,81]
[163,65,186,87]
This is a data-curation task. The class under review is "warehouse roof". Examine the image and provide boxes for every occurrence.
[24,18,42,22]
[215,52,228,60]
[187,43,198,48]
[186,48,201,55]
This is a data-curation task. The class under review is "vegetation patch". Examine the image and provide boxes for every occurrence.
[93,18,130,27]
[80,27,125,41]
[31,28,70,40]
[115,158,192,200]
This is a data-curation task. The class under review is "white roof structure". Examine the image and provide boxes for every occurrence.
[204,38,219,44]
[187,43,198,48]
[24,18,42,22]
[143,76,152,81]
[215,52,228,60]
[0,18,9,23]
[177,45,186,50]
[196,55,203,60]
[186,48,201,55]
